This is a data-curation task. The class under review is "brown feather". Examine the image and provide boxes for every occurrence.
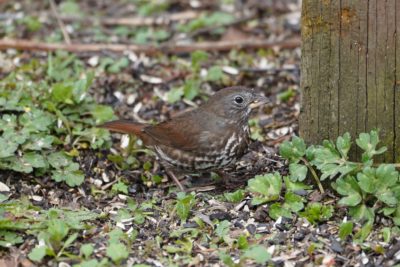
[98,120,153,145]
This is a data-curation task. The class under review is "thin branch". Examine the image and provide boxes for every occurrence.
[179,14,257,41]
[49,0,71,44]
[59,10,201,26]
[301,158,325,194]
[0,37,301,55]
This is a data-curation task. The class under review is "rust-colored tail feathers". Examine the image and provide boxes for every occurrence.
[98,120,152,142]
[99,120,144,134]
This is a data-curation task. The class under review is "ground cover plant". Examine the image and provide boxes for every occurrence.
[1,1,399,266]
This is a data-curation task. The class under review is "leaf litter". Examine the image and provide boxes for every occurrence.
[0,0,399,266]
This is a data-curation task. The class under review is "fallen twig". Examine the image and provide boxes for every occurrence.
[59,10,200,26]
[49,0,71,44]
[0,37,301,55]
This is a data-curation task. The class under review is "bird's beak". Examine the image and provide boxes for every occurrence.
[249,95,268,109]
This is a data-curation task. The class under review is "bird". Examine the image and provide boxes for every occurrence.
[99,86,267,191]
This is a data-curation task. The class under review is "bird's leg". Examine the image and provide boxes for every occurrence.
[165,169,186,192]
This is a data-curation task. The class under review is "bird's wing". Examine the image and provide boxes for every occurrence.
[144,111,231,151]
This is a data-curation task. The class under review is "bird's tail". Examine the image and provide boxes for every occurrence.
[98,120,146,135]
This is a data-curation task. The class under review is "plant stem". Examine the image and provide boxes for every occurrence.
[301,158,325,194]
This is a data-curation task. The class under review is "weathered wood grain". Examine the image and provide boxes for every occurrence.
[300,0,399,161]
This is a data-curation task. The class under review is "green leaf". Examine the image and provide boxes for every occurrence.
[283,191,304,212]
[224,189,245,203]
[106,58,130,73]
[354,220,373,242]
[167,87,184,103]
[0,231,23,247]
[381,227,391,243]
[79,259,100,267]
[269,203,292,220]
[73,72,94,103]
[80,243,94,258]
[183,79,200,100]
[247,172,282,205]
[300,202,333,224]
[289,163,308,182]
[357,167,376,193]
[206,66,224,81]
[108,228,125,244]
[24,135,54,150]
[175,192,196,221]
[51,163,84,187]
[0,137,18,158]
[59,0,81,15]
[242,245,271,264]
[51,82,74,104]
[215,220,230,238]
[47,219,69,243]
[91,105,115,123]
[112,181,129,194]
[376,164,398,188]
[218,251,235,267]
[356,130,387,163]
[20,110,54,132]
[191,51,209,70]
[63,232,78,249]
[336,132,351,159]
[279,136,306,163]
[357,165,398,206]
[283,176,311,192]
[349,204,375,222]
[47,152,71,169]
[338,221,353,240]
[333,176,362,206]
[277,88,295,102]
[23,152,47,169]
[237,235,249,250]
[28,245,47,262]
[106,242,129,264]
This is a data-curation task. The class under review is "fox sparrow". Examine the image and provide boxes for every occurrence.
[100,86,267,190]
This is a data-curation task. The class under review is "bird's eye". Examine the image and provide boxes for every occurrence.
[234,96,244,104]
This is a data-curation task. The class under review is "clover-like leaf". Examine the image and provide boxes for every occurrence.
[51,163,84,187]
[20,110,55,132]
[0,137,19,158]
[283,176,311,192]
[241,245,271,264]
[357,165,399,206]
[289,163,307,182]
[269,203,292,220]
[279,136,306,163]
[333,176,362,207]
[247,172,282,205]
[106,242,129,264]
[336,132,351,159]
[91,105,115,124]
[206,66,224,81]
[356,130,387,163]
[312,143,357,180]
[376,164,398,188]
[47,151,71,169]
[283,191,305,212]
[23,135,54,150]
[300,202,333,224]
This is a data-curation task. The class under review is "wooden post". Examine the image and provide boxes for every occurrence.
[299,0,400,161]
